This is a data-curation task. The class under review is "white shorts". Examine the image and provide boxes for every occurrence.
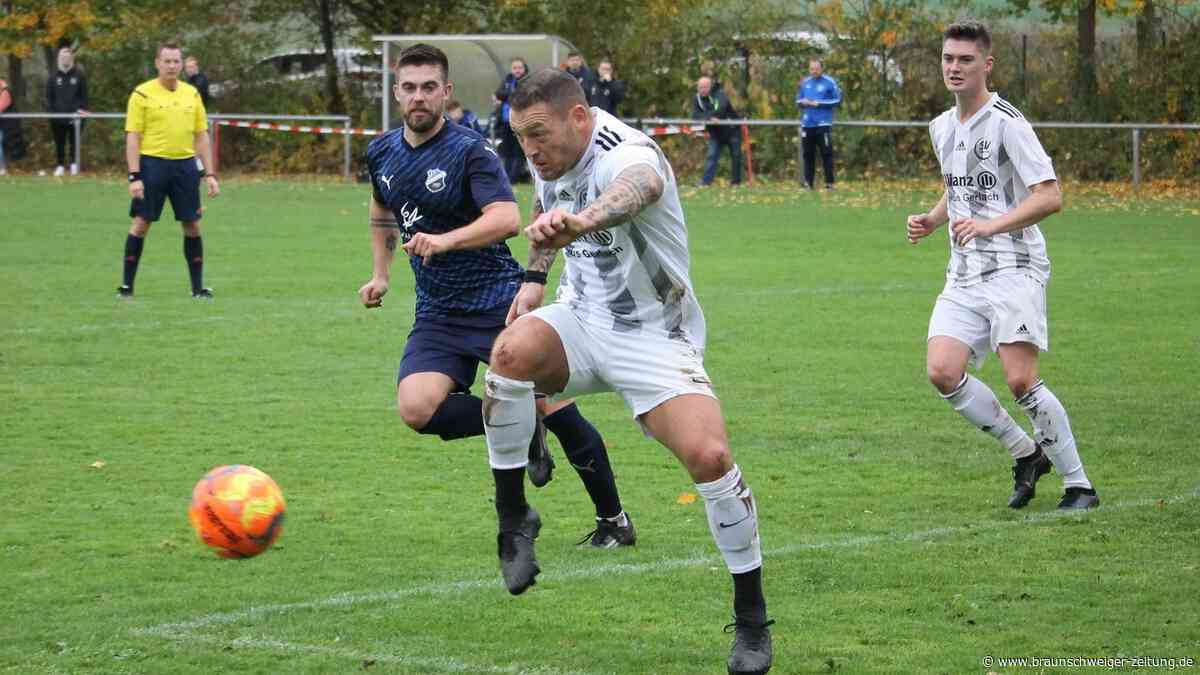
[523,302,717,420]
[927,273,1049,369]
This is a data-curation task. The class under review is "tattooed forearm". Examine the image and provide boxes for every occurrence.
[384,232,398,252]
[576,164,664,232]
[527,246,558,274]
[371,215,400,228]
[526,197,558,273]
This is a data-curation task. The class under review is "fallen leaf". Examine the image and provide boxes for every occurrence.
[90,460,106,469]
[676,492,697,505]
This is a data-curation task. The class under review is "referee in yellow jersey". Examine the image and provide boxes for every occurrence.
[118,41,219,299]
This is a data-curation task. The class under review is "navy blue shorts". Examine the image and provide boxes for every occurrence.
[397,316,505,392]
[130,155,202,223]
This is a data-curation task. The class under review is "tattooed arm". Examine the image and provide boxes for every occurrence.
[524,164,665,250]
[508,197,557,324]
[359,197,399,308]
[574,163,664,233]
[526,196,559,274]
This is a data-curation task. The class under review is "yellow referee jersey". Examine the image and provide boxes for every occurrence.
[125,79,208,160]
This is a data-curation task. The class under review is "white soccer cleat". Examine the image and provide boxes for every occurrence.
[70,163,79,176]
[53,165,65,177]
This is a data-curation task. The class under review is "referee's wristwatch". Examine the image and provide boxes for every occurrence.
[128,171,141,183]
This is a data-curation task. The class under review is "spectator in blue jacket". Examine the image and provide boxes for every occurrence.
[446,99,485,135]
[796,58,841,190]
[494,57,529,183]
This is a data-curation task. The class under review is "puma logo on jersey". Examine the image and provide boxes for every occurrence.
[379,175,393,191]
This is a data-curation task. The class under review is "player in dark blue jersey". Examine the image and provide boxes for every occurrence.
[357,44,636,551]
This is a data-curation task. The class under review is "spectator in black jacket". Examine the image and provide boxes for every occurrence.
[564,51,595,92]
[46,47,89,176]
[185,56,212,108]
[691,76,742,187]
[587,60,626,115]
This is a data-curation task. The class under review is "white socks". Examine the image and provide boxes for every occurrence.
[482,370,536,470]
[696,464,762,575]
[943,375,1037,459]
[1018,381,1092,489]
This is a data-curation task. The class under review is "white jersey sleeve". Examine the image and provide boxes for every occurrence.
[1003,119,1056,188]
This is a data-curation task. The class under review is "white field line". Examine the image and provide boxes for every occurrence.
[135,486,1199,671]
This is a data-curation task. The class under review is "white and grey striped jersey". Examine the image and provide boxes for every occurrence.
[929,93,1056,287]
[532,108,707,350]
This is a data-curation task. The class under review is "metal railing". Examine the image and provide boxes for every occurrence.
[4,112,1195,186]
[0,112,355,178]
[628,117,1200,188]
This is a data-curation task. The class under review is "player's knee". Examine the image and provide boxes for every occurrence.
[130,219,150,236]
[490,332,536,380]
[1006,373,1036,400]
[395,394,436,432]
[927,362,964,395]
[685,441,733,483]
[181,222,201,237]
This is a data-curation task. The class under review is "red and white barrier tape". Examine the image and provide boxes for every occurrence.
[216,120,379,136]
[642,124,707,137]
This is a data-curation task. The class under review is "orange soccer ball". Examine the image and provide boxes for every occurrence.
[188,465,286,558]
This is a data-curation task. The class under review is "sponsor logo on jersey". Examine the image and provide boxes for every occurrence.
[578,230,614,247]
[974,139,993,160]
[399,201,423,237]
[425,168,447,193]
[977,170,998,190]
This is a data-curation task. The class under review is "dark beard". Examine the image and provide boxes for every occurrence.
[405,109,438,133]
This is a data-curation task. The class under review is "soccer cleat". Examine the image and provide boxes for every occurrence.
[497,506,541,595]
[1008,449,1052,509]
[1058,487,1100,510]
[192,288,214,300]
[577,513,637,549]
[69,163,79,176]
[53,165,65,177]
[116,285,134,299]
[526,417,555,487]
[725,618,775,675]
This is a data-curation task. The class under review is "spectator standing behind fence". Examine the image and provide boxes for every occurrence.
[184,56,212,108]
[587,60,625,115]
[494,57,530,183]
[692,76,742,187]
[117,41,218,300]
[563,51,596,92]
[796,58,841,191]
[0,77,10,175]
[446,99,485,135]
[46,47,89,177]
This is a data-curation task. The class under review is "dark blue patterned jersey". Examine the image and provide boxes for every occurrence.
[366,121,522,320]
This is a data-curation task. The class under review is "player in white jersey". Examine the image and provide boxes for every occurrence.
[479,69,773,675]
[907,20,1099,510]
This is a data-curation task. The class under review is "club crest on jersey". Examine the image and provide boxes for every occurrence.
[425,168,447,193]
[974,139,993,160]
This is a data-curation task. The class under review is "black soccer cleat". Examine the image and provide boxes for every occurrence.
[497,506,542,595]
[1058,487,1100,510]
[526,417,555,488]
[192,288,214,300]
[1008,449,1052,509]
[577,513,637,549]
[725,618,775,675]
[116,285,134,299]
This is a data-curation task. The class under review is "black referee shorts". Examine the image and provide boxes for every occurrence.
[130,154,202,223]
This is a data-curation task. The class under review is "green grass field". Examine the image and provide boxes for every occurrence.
[2,176,1198,674]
